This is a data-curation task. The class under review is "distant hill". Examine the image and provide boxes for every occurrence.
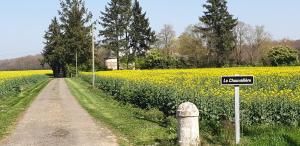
[0,54,50,71]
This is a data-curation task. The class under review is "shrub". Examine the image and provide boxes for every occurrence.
[138,49,181,69]
[268,46,299,66]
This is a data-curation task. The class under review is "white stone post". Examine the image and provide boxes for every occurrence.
[176,102,200,146]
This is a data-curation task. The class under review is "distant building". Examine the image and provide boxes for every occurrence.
[105,58,118,70]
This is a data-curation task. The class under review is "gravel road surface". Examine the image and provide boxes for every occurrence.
[0,78,118,146]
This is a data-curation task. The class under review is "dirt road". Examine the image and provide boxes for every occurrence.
[0,78,118,146]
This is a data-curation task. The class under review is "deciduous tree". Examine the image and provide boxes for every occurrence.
[177,25,206,67]
[234,21,251,65]
[157,24,176,51]
[245,25,272,65]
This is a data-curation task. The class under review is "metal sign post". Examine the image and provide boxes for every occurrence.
[76,52,78,77]
[234,85,240,144]
[221,75,254,144]
[91,25,95,88]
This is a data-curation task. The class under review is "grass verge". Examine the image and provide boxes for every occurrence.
[0,78,51,139]
[242,125,300,146]
[66,78,177,146]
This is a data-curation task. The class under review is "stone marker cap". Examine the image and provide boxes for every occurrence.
[176,102,199,117]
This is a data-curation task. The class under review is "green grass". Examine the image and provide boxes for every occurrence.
[66,78,177,146]
[241,125,300,146]
[0,78,50,139]
[195,122,300,146]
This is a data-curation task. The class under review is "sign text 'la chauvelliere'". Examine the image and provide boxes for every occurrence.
[221,76,254,86]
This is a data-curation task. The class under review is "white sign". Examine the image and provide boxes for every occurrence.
[221,75,254,144]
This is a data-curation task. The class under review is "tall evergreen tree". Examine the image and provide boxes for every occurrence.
[199,0,237,66]
[129,0,156,64]
[59,0,93,73]
[42,17,66,77]
[99,0,131,70]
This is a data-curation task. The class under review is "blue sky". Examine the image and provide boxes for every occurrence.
[0,0,299,59]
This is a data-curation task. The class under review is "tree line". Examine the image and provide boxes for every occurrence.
[153,22,300,69]
[0,55,50,71]
[43,0,300,77]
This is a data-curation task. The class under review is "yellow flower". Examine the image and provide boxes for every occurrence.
[82,66,300,102]
[0,70,51,84]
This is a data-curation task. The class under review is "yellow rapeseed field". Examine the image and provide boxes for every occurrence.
[82,67,300,125]
[86,67,300,102]
[0,70,52,84]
